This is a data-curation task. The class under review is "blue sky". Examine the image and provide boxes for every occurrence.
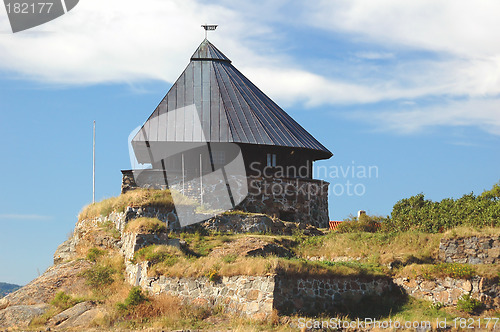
[1,0,499,285]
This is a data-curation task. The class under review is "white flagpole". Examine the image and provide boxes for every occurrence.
[93,120,96,204]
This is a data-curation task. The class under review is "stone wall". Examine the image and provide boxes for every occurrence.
[141,275,275,319]
[126,260,394,317]
[54,207,181,264]
[240,177,329,228]
[122,170,330,228]
[274,276,393,315]
[121,233,179,261]
[438,236,500,264]
[393,277,500,309]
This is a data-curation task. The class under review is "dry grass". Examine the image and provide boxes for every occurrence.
[397,263,500,279]
[124,217,166,234]
[297,231,442,265]
[442,226,500,238]
[78,189,195,221]
[146,252,385,279]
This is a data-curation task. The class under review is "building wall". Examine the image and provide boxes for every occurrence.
[121,170,330,228]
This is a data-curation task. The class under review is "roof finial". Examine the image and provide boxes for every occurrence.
[201,24,218,39]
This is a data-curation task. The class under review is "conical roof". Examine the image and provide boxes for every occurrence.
[132,39,332,161]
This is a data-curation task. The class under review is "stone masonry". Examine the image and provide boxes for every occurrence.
[393,276,500,309]
[142,275,275,319]
[121,170,330,228]
[125,260,393,318]
[438,236,500,264]
[274,276,393,315]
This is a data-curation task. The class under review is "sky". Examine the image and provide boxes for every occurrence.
[0,0,499,285]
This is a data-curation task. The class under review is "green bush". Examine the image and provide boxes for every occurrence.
[457,294,483,313]
[337,214,385,233]
[386,182,500,233]
[86,248,105,262]
[82,265,115,290]
[116,287,148,312]
[204,267,220,282]
[50,291,82,310]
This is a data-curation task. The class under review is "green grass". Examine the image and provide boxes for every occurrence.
[50,291,84,310]
[457,294,484,314]
[296,230,441,266]
[133,245,181,266]
[86,247,106,262]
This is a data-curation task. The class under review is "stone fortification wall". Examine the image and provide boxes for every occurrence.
[394,276,500,309]
[122,170,330,228]
[438,236,499,264]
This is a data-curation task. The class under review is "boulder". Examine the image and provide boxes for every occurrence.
[53,238,77,264]
[210,237,293,258]
[0,304,49,328]
[49,301,95,327]
[2,260,91,306]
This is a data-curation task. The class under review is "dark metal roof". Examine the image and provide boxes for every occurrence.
[133,39,332,160]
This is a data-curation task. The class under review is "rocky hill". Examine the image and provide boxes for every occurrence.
[1,189,499,330]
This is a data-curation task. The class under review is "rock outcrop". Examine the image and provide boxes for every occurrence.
[0,304,49,329]
[1,260,91,307]
[209,237,292,258]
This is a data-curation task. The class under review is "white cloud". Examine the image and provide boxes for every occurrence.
[308,0,500,57]
[348,98,500,136]
[0,0,500,136]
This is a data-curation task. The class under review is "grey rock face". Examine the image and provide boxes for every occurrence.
[0,304,49,328]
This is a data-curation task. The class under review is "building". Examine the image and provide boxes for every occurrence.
[122,38,332,228]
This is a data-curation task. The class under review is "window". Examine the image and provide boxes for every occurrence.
[266,153,277,167]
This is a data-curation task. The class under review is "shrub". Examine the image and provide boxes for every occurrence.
[86,248,105,262]
[204,267,220,282]
[50,291,81,310]
[117,287,149,312]
[386,182,500,233]
[336,214,384,233]
[457,294,483,313]
[82,265,115,290]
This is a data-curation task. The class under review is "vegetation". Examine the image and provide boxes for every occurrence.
[100,220,121,239]
[125,217,167,234]
[82,265,115,291]
[31,181,500,330]
[385,182,500,233]
[86,247,105,262]
[132,245,180,267]
[78,189,195,221]
[297,230,440,266]
[50,291,83,310]
[457,294,483,313]
[117,287,149,312]
[336,213,384,233]
[0,282,20,297]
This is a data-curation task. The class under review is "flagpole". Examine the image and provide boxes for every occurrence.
[93,120,96,204]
